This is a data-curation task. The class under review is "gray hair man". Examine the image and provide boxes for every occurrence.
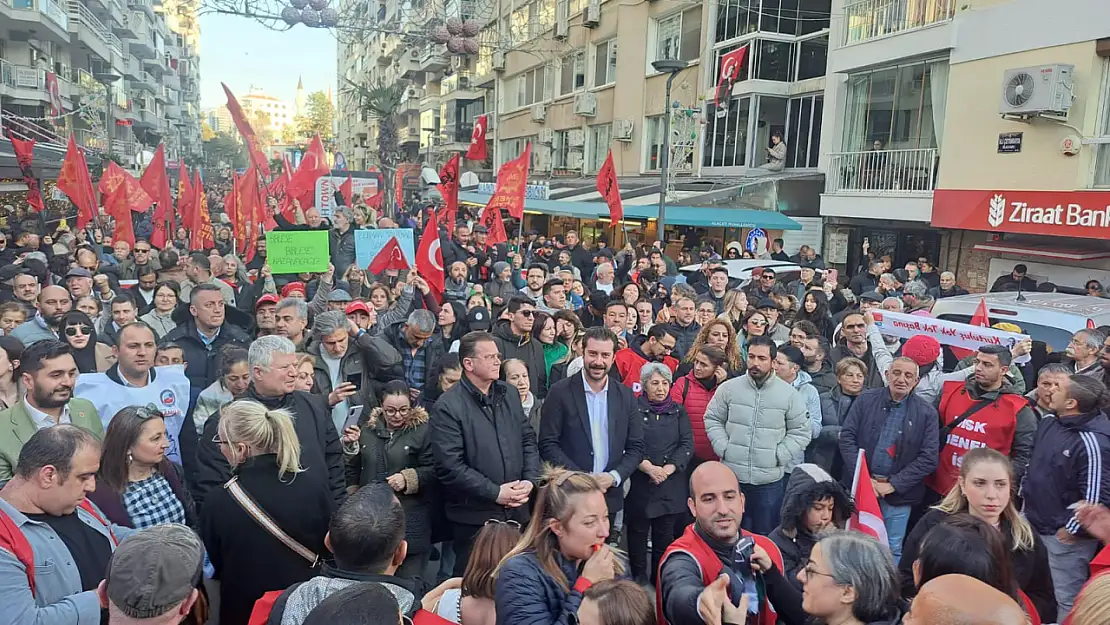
[901,280,934,315]
[930,271,969,299]
[382,309,442,397]
[331,207,357,278]
[192,334,346,509]
[275,297,310,349]
[1066,328,1107,379]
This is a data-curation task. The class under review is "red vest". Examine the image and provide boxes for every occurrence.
[614,348,678,395]
[655,524,783,625]
[928,381,1027,495]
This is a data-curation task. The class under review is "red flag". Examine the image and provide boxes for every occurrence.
[177,162,195,239]
[221,83,271,178]
[466,115,488,161]
[479,206,508,246]
[416,213,444,303]
[368,236,410,274]
[140,145,174,249]
[6,130,44,212]
[288,134,330,208]
[233,167,262,262]
[950,298,990,360]
[486,143,531,220]
[56,135,98,231]
[847,449,888,546]
[225,171,242,244]
[45,72,62,119]
[715,45,749,110]
[243,171,263,264]
[365,187,385,212]
[267,154,293,226]
[339,174,353,206]
[596,149,623,228]
[98,161,153,247]
[437,154,459,227]
[190,170,213,250]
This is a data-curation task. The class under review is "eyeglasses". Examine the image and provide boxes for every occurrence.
[802,562,837,582]
[748,319,768,327]
[135,403,164,420]
[65,325,92,337]
[518,310,535,317]
[484,518,522,529]
[383,406,411,417]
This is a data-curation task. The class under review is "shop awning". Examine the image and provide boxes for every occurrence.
[971,242,1110,261]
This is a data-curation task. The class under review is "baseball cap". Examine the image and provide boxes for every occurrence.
[467,307,492,331]
[65,267,93,280]
[0,265,28,281]
[255,293,280,309]
[345,300,371,315]
[281,281,306,298]
[327,289,353,303]
[104,524,204,618]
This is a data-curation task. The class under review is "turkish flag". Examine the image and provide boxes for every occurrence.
[466,115,488,161]
[486,142,531,220]
[98,161,153,247]
[950,298,990,360]
[7,129,44,212]
[596,149,623,228]
[479,205,508,246]
[368,236,410,274]
[438,153,459,227]
[57,135,98,231]
[715,45,749,110]
[365,187,385,212]
[847,449,888,547]
[339,174,353,206]
[140,144,174,249]
[416,215,444,303]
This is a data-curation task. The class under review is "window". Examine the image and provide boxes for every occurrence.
[715,0,830,42]
[842,59,947,152]
[587,124,611,173]
[785,94,822,168]
[702,97,751,167]
[554,129,571,168]
[655,7,703,63]
[500,136,534,167]
[513,66,550,108]
[593,39,618,87]
[643,116,664,170]
[559,51,585,96]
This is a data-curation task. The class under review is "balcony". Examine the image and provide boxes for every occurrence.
[826,148,938,195]
[162,72,180,90]
[128,0,153,19]
[420,90,441,112]
[74,128,108,153]
[441,73,482,102]
[0,60,46,95]
[165,104,181,120]
[420,45,448,71]
[131,70,157,93]
[399,126,420,146]
[143,55,167,75]
[400,86,424,113]
[140,108,159,128]
[67,0,113,61]
[121,55,141,79]
[154,84,170,102]
[843,0,955,45]
[4,0,70,31]
[111,5,135,37]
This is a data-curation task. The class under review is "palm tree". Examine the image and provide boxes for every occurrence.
[345,77,404,215]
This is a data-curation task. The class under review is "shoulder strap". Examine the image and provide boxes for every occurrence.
[77,500,117,546]
[681,378,691,403]
[942,399,994,438]
[223,477,320,566]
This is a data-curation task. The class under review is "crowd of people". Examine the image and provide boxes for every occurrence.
[1,193,1110,625]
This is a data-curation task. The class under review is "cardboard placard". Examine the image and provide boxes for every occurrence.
[266,230,331,274]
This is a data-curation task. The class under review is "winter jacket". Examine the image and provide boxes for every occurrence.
[344,406,436,553]
[839,387,939,507]
[200,454,334,625]
[10,314,58,346]
[614,344,678,393]
[140,309,177,339]
[115,256,162,281]
[662,320,700,362]
[193,380,235,437]
[849,272,880,297]
[626,396,693,519]
[264,567,420,625]
[899,508,1057,624]
[828,325,894,390]
[915,366,974,407]
[929,284,969,299]
[330,227,357,277]
[768,464,853,592]
[428,376,542,526]
[496,550,625,625]
[703,373,811,486]
[806,361,837,395]
[484,277,519,315]
[812,386,858,476]
[1023,409,1110,537]
[160,318,252,391]
[383,319,446,392]
[670,372,719,461]
[492,319,548,399]
[310,330,405,424]
[787,370,823,446]
[366,285,417,337]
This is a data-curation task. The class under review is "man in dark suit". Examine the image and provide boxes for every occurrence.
[539,326,645,531]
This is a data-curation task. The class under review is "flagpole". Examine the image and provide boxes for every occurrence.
[847,448,865,531]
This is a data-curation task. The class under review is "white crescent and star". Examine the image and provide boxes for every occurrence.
[427,238,443,272]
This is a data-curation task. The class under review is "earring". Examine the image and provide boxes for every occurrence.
[126,452,132,465]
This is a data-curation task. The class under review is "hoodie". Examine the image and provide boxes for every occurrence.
[492,319,548,398]
[768,465,854,591]
[805,360,836,395]
[267,565,419,625]
[787,370,823,457]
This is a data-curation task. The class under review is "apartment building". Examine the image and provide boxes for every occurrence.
[240,87,296,135]
[0,0,202,165]
[817,0,1110,292]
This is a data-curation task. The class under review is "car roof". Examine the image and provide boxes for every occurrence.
[932,292,1110,333]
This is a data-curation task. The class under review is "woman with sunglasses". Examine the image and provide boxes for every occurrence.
[88,405,196,529]
[60,310,115,373]
[739,309,770,361]
[140,281,181,339]
[343,380,437,590]
[431,520,523,625]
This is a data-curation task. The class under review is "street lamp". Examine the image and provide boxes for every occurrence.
[94,72,120,159]
[650,58,688,242]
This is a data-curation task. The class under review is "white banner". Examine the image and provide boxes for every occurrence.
[315,176,379,218]
[871,310,1030,355]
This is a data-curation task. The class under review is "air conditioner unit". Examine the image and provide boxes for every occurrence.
[492,50,505,71]
[573,92,597,116]
[612,118,633,141]
[539,128,555,144]
[410,49,421,58]
[531,104,547,122]
[583,0,600,27]
[554,0,569,39]
[567,151,584,170]
[999,63,1074,116]
[568,129,585,147]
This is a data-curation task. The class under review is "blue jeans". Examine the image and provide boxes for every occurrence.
[740,478,787,535]
[880,500,912,562]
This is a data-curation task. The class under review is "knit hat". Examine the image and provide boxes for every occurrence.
[281,281,306,298]
[902,335,941,367]
[104,524,204,618]
[492,261,510,277]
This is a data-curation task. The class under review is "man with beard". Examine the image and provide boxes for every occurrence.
[179,253,236,307]
[492,296,546,398]
[442,222,478,275]
[10,271,39,311]
[663,296,700,362]
[521,263,548,306]
[115,238,161,280]
[828,311,893,390]
[12,285,72,346]
[614,324,677,392]
[539,326,644,531]
[0,340,102,481]
[703,336,810,534]
[658,461,786,625]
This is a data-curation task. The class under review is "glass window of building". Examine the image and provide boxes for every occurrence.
[702,97,751,167]
[593,39,618,87]
[559,50,586,96]
[842,59,948,152]
[644,116,664,170]
[587,123,611,173]
[654,7,702,63]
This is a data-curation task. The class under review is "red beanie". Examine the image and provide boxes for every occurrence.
[281,281,306,298]
[902,335,941,367]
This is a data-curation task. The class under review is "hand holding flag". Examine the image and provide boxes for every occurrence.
[847,449,888,546]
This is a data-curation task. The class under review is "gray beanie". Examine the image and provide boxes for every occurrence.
[493,261,510,276]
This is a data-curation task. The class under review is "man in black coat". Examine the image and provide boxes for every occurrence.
[160,283,252,390]
[441,222,477,275]
[539,326,645,528]
[429,330,541,576]
[192,335,346,510]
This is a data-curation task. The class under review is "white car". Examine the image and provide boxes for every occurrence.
[679,260,822,289]
[930,292,1110,351]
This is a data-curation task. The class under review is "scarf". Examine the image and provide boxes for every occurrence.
[694,374,719,392]
[647,395,675,413]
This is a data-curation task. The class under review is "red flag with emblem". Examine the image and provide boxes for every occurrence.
[222,83,271,178]
[368,236,410,274]
[140,144,174,249]
[416,214,444,303]
[57,135,98,231]
[949,297,989,360]
[339,174,353,206]
[479,206,508,246]
[190,170,213,250]
[177,161,194,238]
[715,45,749,110]
[466,115,488,161]
[98,161,153,247]
[6,130,44,212]
[485,142,531,220]
[437,153,459,227]
[596,149,623,228]
[288,134,330,209]
[236,167,262,263]
[847,449,888,546]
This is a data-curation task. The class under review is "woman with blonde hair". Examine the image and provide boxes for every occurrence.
[1069,573,1110,625]
[495,468,626,625]
[898,447,1055,623]
[720,290,750,336]
[200,400,334,625]
[678,318,743,378]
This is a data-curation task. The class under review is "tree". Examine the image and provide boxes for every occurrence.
[295,90,336,141]
[204,131,247,170]
[345,77,403,214]
[250,109,275,148]
[200,120,216,142]
[280,123,299,145]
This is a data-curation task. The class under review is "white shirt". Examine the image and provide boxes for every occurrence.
[24,397,70,430]
[582,375,622,486]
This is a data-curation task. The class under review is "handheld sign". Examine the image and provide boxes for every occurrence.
[871,310,1032,363]
[355,228,415,272]
[266,230,331,274]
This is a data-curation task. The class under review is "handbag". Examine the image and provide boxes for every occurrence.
[223,477,321,568]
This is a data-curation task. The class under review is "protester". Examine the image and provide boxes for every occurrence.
[99,523,206,625]
[140,281,181,339]
[812,357,865,475]
[577,580,655,625]
[767,464,853,591]
[0,335,22,410]
[161,283,252,389]
[677,319,743,380]
[492,296,547,398]
[503,357,542,430]
[903,575,1029,625]
[671,344,727,467]
[59,309,116,373]
[191,346,250,439]
[12,284,71,346]
[431,521,522,625]
[385,309,444,398]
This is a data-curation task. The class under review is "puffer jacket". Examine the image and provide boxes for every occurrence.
[807,360,836,395]
[812,386,858,476]
[496,550,626,625]
[492,319,548,398]
[670,372,719,461]
[768,464,853,591]
[662,320,701,361]
[192,379,235,436]
[703,373,811,486]
[344,406,436,553]
[788,370,823,445]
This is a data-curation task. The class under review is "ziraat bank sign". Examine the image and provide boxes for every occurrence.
[932,189,1110,240]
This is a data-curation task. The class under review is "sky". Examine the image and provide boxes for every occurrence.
[198,13,337,109]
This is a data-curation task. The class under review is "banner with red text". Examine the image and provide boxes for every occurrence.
[871,310,1030,360]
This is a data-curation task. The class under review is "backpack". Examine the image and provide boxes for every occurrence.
[0,500,117,597]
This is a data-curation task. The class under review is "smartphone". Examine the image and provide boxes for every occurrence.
[344,405,364,430]
[345,373,362,388]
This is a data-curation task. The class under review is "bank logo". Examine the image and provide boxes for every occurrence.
[988,194,1006,228]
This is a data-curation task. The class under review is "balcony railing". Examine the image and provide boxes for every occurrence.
[0,60,46,91]
[67,1,112,49]
[843,0,955,45]
[826,148,938,194]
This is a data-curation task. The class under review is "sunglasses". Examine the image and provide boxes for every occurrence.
[484,518,522,529]
[65,325,92,337]
[749,319,768,326]
[518,310,535,317]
